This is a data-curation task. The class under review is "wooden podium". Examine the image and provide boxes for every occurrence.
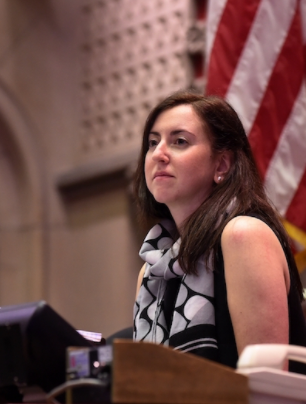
[111,340,248,404]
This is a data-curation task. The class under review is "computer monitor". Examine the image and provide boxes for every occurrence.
[0,300,92,402]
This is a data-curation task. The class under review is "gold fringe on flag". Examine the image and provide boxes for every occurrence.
[283,220,306,274]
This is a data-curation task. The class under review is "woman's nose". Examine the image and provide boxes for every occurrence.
[152,141,169,163]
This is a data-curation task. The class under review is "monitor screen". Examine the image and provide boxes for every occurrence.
[0,300,92,402]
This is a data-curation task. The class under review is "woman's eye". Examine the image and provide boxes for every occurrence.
[175,138,188,145]
[148,139,158,148]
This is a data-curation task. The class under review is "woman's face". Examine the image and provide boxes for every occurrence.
[145,104,220,225]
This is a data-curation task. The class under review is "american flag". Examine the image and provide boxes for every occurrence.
[205,0,306,272]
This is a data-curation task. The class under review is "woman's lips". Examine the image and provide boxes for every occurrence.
[153,172,174,179]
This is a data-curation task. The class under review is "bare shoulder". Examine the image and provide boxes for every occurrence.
[221,215,278,247]
[221,215,290,295]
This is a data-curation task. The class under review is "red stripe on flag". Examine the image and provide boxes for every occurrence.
[286,169,306,230]
[304,44,306,76]
[248,6,304,179]
[206,0,261,97]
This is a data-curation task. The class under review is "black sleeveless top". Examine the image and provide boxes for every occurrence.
[164,214,306,373]
[213,219,306,374]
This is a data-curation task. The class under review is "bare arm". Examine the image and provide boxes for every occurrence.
[221,216,290,356]
[136,264,146,299]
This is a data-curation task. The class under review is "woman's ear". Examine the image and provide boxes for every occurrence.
[214,151,233,184]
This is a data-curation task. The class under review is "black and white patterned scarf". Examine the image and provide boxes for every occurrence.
[134,220,218,359]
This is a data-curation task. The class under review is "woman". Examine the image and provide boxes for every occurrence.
[133,90,306,371]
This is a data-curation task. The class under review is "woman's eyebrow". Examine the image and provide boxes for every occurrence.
[171,129,190,135]
[149,129,192,136]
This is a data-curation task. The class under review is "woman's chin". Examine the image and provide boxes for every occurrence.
[153,195,172,205]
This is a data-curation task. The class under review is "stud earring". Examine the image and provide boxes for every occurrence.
[218,176,222,182]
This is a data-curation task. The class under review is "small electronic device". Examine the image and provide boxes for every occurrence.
[0,300,92,402]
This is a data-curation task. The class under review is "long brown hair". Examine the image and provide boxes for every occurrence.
[133,90,303,299]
